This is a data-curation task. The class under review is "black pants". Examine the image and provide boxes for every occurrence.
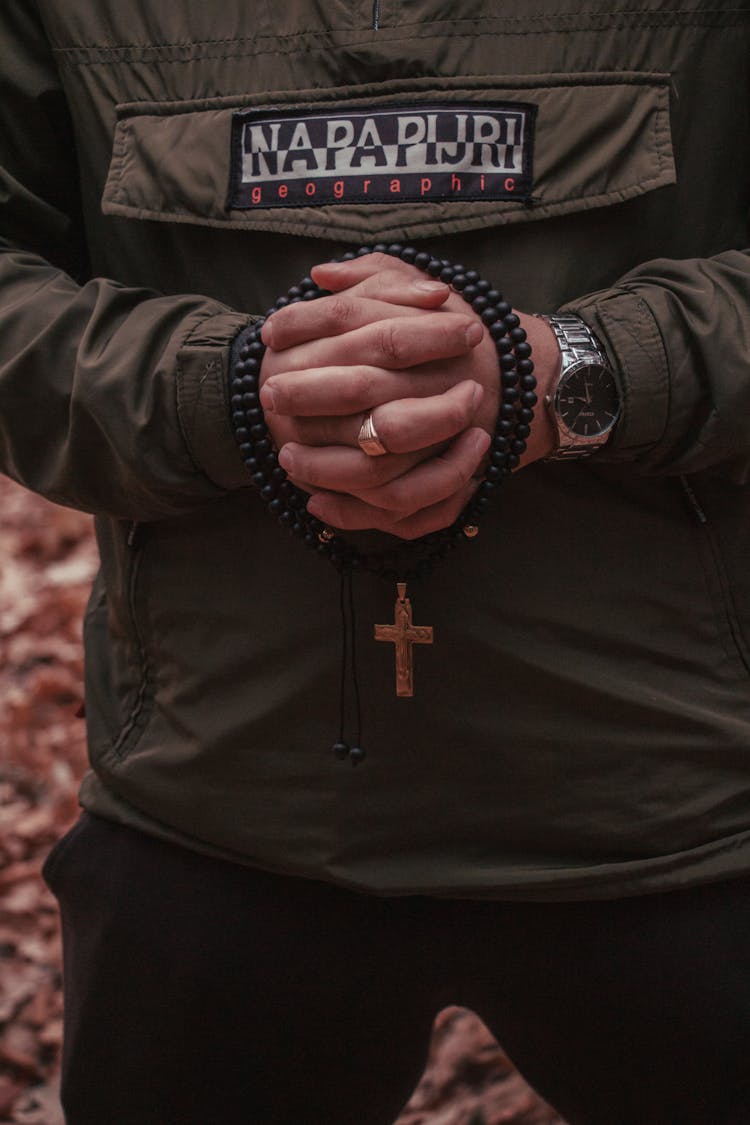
[44,812,750,1125]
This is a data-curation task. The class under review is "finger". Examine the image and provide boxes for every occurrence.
[310,252,417,291]
[262,312,482,397]
[261,364,456,419]
[372,380,483,454]
[261,280,449,351]
[307,480,480,540]
[285,379,481,452]
[351,428,490,515]
[278,444,429,491]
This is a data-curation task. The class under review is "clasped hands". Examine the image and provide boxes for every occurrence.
[259,253,554,539]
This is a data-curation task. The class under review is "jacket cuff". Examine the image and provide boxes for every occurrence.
[560,288,669,461]
[176,310,261,490]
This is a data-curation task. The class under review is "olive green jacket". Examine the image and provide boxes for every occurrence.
[2,0,750,898]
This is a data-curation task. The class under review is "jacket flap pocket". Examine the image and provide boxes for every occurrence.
[102,73,675,244]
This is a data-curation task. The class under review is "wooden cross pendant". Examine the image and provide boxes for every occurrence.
[374,582,434,698]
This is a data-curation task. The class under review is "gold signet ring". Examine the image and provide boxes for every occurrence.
[357,412,388,457]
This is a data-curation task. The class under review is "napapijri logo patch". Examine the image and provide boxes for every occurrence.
[227,103,536,209]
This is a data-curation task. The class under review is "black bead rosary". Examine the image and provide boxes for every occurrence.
[229,243,537,582]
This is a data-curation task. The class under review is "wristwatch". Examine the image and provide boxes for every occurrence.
[540,315,621,460]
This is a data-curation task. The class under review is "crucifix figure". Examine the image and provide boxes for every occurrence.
[375,583,434,697]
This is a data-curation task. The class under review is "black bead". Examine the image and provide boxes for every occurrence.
[498,419,513,436]
[500,403,516,419]
[357,246,373,256]
[464,270,480,284]
[247,341,265,357]
[519,407,534,423]
[490,322,509,341]
[287,285,302,299]
[475,279,491,294]
[481,308,499,326]
[302,290,317,300]
[274,296,290,309]
[486,289,502,304]
[500,354,516,371]
[510,327,527,344]
[400,246,417,263]
[503,313,521,330]
[516,359,534,376]
[515,424,531,439]
[332,740,350,760]
[242,392,259,407]
[452,273,467,291]
[501,371,518,387]
[520,374,537,390]
[349,746,366,765]
[341,251,357,261]
[250,424,267,440]
[486,465,502,482]
[521,392,538,408]
[502,387,520,403]
[515,342,532,359]
[239,443,253,458]
[299,276,315,291]
[511,439,527,455]
[260,484,276,502]
[439,265,456,283]
[231,411,245,426]
[492,436,510,452]
[472,296,489,314]
[496,301,512,319]
[414,251,431,270]
[373,242,387,253]
[254,439,271,456]
[507,453,520,469]
[462,285,479,302]
[235,427,249,442]
[427,258,443,276]
[387,243,403,256]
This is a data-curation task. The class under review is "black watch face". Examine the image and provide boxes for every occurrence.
[557,364,619,438]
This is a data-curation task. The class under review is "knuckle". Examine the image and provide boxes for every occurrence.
[377,321,405,366]
[352,365,377,406]
[326,294,356,327]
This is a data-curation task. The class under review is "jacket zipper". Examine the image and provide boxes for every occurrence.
[680,475,750,678]
[372,0,380,30]
[112,521,150,756]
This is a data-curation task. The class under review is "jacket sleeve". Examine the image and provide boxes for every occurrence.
[562,249,750,483]
[0,0,252,520]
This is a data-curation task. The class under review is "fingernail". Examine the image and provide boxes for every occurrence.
[306,497,323,518]
[415,280,448,292]
[465,321,483,347]
[472,429,491,456]
[471,382,483,412]
[277,445,293,472]
[261,319,275,347]
[259,384,276,412]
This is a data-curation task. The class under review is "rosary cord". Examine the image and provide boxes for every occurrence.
[338,569,348,745]
[347,569,363,751]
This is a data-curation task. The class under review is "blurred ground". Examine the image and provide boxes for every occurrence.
[0,474,565,1125]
